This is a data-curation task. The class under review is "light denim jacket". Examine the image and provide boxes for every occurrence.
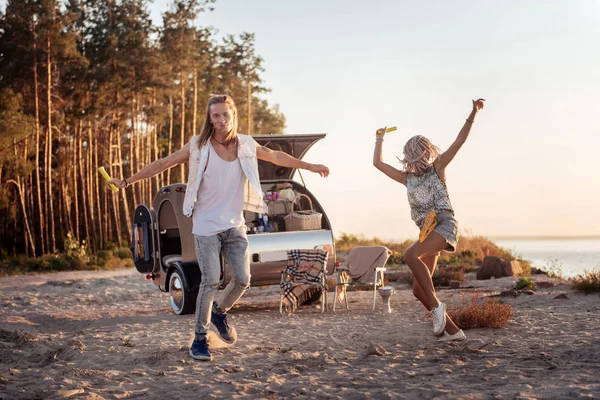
[182,134,268,218]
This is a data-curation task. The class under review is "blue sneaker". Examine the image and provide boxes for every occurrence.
[211,309,237,344]
[189,339,212,361]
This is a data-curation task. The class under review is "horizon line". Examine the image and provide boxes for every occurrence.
[336,233,600,242]
[489,235,600,240]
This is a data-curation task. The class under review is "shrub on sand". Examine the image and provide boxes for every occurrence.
[432,266,464,287]
[0,249,133,276]
[448,295,513,329]
[115,247,132,260]
[454,236,514,261]
[570,268,600,294]
[514,277,536,291]
[335,233,411,258]
[335,234,533,282]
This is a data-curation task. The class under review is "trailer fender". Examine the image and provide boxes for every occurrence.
[168,261,202,293]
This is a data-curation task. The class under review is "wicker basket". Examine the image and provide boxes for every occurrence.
[284,194,322,231]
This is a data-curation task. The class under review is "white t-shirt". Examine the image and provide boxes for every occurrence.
[192,143,246,236]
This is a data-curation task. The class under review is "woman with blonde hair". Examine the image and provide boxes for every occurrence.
[373,98,485,342]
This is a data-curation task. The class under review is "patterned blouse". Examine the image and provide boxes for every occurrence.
[406,165,454,227]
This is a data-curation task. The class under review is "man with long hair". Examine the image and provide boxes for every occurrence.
[110,94,329,361]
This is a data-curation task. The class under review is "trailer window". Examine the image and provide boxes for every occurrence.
[133,222,150,262]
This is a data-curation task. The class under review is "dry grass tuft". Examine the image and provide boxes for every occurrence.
[454,236,514,260]
[448,295,513,329]
[335,233,531,277]
[570,268,600,294]
[432,266,464,286]
[335,233,411,261]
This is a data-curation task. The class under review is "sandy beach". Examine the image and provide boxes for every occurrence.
[1,268,599,399]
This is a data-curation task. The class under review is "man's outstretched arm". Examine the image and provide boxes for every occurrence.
[256,145,329,177]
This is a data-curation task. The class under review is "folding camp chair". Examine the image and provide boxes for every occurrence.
[333,246,392,312]
[280,249,329,314]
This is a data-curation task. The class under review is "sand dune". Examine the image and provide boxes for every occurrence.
[1,268,599,399]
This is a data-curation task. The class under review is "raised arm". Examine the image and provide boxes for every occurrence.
[437,98,485,170]
[256,144,329,177]
[109,142,191,189]
[373,127,407,185]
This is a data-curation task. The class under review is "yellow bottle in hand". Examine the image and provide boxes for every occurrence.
[98,167,119,193]
[377,126,397,135]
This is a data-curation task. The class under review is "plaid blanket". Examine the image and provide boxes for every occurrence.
[280,249,329,313]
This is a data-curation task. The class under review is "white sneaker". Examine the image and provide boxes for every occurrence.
[430,302,447,336]
[438,329,466,343]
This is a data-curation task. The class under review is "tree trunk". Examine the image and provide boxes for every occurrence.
[115,94,132,244]
[28,169,36,249]
[46,34,56,252]
[247,80,252,134]
[24,137,36,253]
[7,180,36,258]
[93,121,103,249]
[57,177,64,245]
[130,100,137,209]
[117,138,132,245]
[43,127,50,252]
[179,74,185,183]
[166,95,173,185]
[108,123,121,247]
[146,119,151,204]
[33,35,45,255]
[152,89,161,193]
[79,120,90,245]
[61,174,72,235]
[193,68,198,138]
[133,93,142,207]
[87,120,98,252]
[73,120,80,242]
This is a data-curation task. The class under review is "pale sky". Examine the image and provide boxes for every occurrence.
[3,1,599,240]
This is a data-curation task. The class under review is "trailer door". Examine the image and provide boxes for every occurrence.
[132,204,158,273]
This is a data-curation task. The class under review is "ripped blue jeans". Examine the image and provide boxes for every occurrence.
[193,226,251,336]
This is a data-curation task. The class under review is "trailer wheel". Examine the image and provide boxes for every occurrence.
[169,270,197,315]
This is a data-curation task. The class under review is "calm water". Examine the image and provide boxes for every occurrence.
[492,237,600,278]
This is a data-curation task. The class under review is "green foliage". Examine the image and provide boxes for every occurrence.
[63,233,89,261]
[448,295,513,329]
[115,247,132,260]
[570,268,600,294]
[0,0,286,256]
[0,89,35,166]
[441,250,478,265]
[94,250,113,267]
[439,250,481,273]
[335,234,533,284]
[0,232,130,275]
[432,266,465,287]
[454,236,515,261]
[335,232,411,260]
[25,254,71,272]
[386,250,404,266]
[0,248,133,276]
[514,277,536,291]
